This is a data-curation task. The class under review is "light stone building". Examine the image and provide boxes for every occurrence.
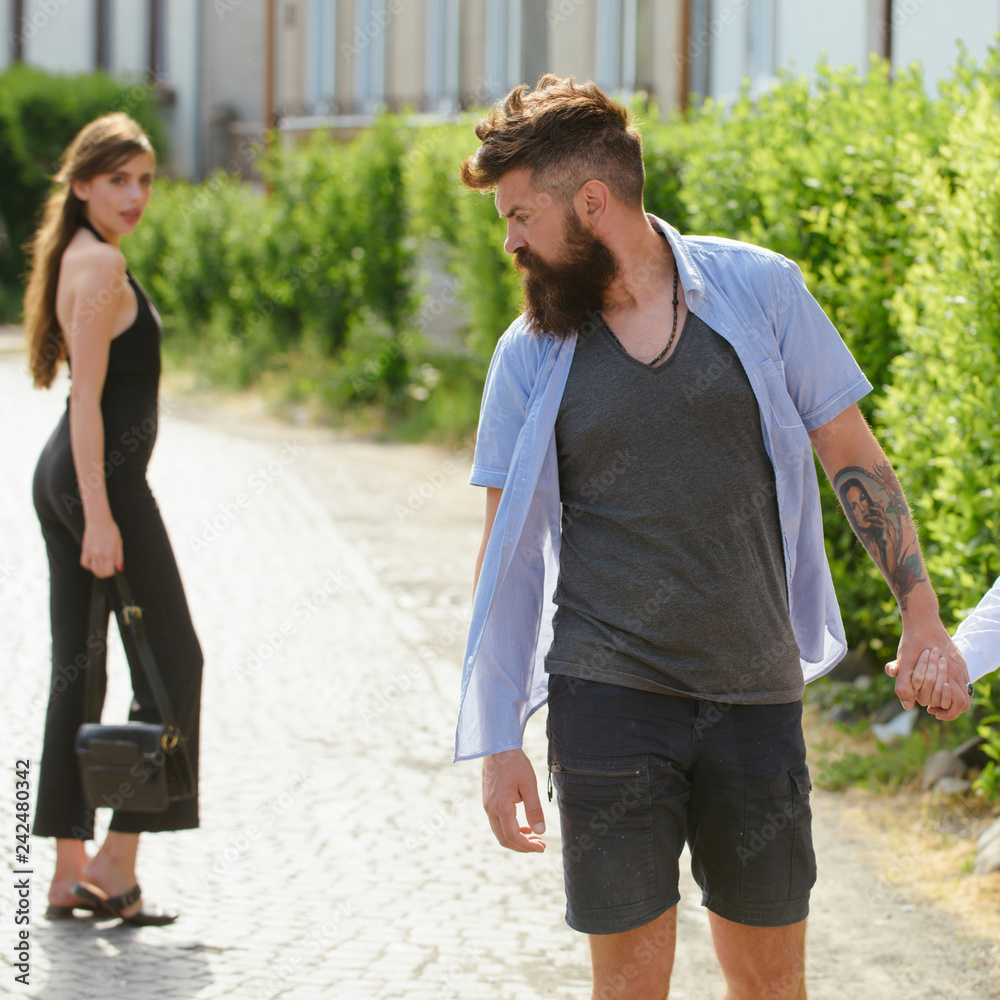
[2,0,998,179]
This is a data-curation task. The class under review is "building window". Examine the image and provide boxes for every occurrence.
[687,0,712,104]
[11,0,25,62]
[426,0,460,112]
[148,0,164,80]
[95,0,110,71]
[354,0,387,113]
[308,0,337,114]
[596,0,639,95]
[748,0,776,92]
[484,0,522,100]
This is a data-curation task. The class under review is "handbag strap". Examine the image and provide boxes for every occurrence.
[83,572,182,748]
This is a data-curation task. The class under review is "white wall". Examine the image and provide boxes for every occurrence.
[1,0,13,70]
[776,0,870,76]
[161,0,200,178]
[893,0,1000,93]
[21,0,94,74]
[110,0,147,78]
[708,0,751,102]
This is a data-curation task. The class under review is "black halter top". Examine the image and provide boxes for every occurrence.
[77,217,161,378]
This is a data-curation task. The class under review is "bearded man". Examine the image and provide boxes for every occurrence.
[455,75,969,1000]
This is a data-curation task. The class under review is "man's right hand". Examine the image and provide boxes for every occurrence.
[482,748,546,853]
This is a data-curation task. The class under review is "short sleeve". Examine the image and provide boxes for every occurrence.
[768,256,872,431]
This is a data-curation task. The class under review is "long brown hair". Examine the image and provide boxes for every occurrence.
[460,74,645,208]
[23,112,155,388]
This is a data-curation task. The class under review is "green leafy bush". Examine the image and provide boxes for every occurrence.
[402,118,521,366]
[125,114,420,413]
[878,53,1000,631]
[10,53,1000,723]
[639,62,954,657]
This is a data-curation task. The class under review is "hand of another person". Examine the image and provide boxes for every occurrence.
[482,748,546,853]
[891,622,970,720]
[80,515,124,579]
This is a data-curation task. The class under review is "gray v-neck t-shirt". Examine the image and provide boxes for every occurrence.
[546,311,803,704]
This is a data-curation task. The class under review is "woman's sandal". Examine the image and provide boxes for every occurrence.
[43,895,105,920]
[72,881,178,927]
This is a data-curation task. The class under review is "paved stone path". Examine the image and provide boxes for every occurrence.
[0,340,996,999]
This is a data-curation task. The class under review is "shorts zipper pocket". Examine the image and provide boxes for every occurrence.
[547,762,642,801]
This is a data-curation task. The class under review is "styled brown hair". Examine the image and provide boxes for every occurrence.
[460,74,645,208]
[23,112,154,388]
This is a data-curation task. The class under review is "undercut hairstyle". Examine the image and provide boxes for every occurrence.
[460,74,645,208]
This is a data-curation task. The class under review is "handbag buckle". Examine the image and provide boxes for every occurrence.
[160,726,180,752]
[122,604,143,625]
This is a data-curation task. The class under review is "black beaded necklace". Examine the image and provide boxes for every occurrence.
[600,258,680,368]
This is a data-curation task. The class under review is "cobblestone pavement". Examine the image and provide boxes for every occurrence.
[1,339,997,999]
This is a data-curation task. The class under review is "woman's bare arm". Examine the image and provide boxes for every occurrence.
[61,243,128,578]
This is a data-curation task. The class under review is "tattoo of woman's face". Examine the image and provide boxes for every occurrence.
[834,460,925,608]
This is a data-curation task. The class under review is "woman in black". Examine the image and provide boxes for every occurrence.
[26,113,202,926]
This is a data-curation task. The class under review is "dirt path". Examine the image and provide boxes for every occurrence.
[163,382,999,1000]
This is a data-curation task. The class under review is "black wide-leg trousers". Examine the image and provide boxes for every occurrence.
[31,409,203,839]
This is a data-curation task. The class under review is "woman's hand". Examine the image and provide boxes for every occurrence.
[80,514,123,578]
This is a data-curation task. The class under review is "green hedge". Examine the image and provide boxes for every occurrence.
[4,53,998,683]
[125,117,418,408]
[879,51,1000,628]
[0,64,165,303]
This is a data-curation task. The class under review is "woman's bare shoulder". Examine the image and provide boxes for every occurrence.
[61,231,127,293]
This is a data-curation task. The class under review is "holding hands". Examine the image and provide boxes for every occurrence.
[886,633,972,721]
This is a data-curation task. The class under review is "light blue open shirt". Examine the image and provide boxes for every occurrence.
[455,217,873,762]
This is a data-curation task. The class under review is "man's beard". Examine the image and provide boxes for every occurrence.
[513,211,620,338]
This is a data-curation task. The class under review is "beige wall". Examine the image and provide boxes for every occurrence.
[459,0,488,105]
[387,1,427,110]
[546,0,596,82]
[647,0,683,112]
[278,0,309,116]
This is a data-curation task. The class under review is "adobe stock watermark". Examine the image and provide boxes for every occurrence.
[252,901,355,1000]
[547,0,587,26]
[360,607,471,724]
[8,0,73,45]
[221,243,333,348]
[554,772,648,867]
[199,771,315,884]
[189,440,305,554]
[233,567,352,683]
[859,794,975,910]
[673,0,750,68]
[60,400,178,518]
[404,793,466,851]
[64,939,159,1000]
[349,276,462,397]
[339,0,414,59]
[394,433,475,523]
[881,0,932,38]
[213,0,249,20]
[431,943,485,994]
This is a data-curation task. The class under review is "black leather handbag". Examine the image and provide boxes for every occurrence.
[75,572,194,813]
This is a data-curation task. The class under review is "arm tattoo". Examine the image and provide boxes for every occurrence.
[834,459,926,610]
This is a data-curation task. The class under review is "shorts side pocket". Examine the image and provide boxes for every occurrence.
[739,762,817,904]
[550,751,655,909]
